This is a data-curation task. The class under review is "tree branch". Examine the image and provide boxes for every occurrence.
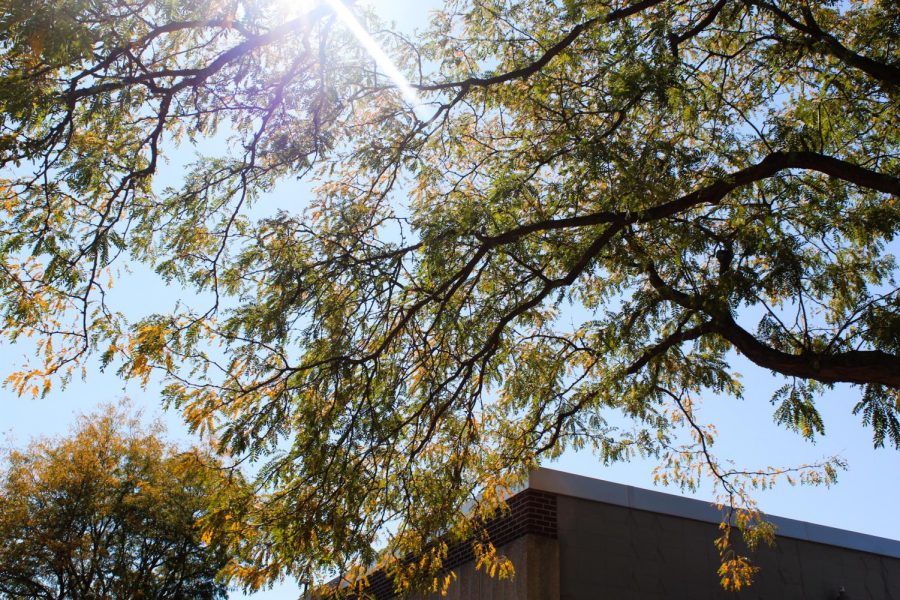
[417,0,666,92]
[746,0,900,88]
[642,253,900,388]
[712,312,900,388]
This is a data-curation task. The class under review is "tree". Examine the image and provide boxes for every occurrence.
[0,405,247,599]
[0,0,897,593]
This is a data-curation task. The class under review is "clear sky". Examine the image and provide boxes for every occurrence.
[1,1,898,599]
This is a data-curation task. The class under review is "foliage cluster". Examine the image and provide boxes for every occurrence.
[0,406,248,599]
[0,0,897,593]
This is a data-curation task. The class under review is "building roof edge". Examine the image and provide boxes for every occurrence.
[528,467,900,559]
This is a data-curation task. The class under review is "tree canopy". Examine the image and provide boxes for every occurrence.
[0,405,248,599]
[0,0,898,593]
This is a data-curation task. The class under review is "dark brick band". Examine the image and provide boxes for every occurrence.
[347,489,558,599]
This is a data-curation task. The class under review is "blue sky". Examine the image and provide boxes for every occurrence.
[1,1,898,598]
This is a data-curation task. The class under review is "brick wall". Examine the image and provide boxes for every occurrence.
[345,489,558,600]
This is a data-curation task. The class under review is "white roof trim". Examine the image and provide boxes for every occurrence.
[528,467,900,559]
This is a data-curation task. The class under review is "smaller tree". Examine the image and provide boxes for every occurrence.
[0,404,248,599]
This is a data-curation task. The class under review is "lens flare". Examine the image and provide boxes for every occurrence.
[323,0,423,110]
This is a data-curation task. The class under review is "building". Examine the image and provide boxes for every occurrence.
[356,468,900,599]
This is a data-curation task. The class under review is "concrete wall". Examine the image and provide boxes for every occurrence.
[556,495,900,599]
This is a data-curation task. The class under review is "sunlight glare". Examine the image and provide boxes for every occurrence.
[322,0,424,112]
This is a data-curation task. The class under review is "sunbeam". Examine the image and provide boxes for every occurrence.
[323,0,423,111]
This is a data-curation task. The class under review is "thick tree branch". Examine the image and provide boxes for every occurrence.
[669,0,729,54]
[417,0,666,92]
[746,0,900,88]
[642,151,900,223]
[62,13,319,105]
[642,255,900,388]
[479,152,894,254]
[713,312,900,388]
